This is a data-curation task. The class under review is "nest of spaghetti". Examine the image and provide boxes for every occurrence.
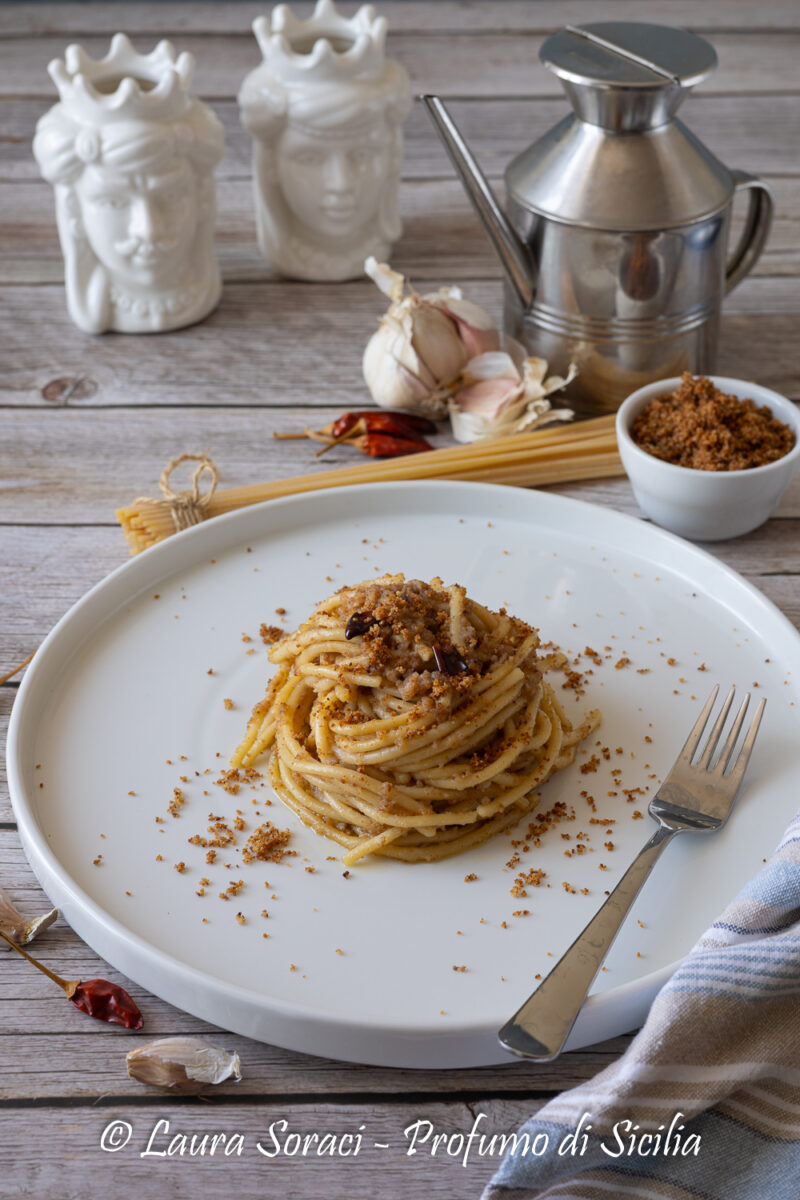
[232,575,599,866]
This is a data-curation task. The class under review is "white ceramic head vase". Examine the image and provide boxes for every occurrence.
[33,35,225,334]
[238,0,411,282]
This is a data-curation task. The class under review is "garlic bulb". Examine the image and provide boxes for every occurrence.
[449,352,577,443]
[363,258,500,418]
[126,1036,242,1092]
[0,883,57,946]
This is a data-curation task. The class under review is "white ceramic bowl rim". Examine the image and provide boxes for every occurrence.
[616,375,800,480]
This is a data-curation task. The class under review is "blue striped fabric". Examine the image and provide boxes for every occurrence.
[482,809,800,1200]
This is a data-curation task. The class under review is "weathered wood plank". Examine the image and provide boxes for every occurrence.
[0,1027,631,1099]
[4,96,799,183]
[0,528,128,701]
[0,1097,554,1199]
[1,282,798,412]
[0,688,14,821]
[3,175,798,287]
[4,31,800,101]
[1,402,800,525]
[4,1,800,37]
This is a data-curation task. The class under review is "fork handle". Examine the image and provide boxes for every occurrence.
[498,824,676,1060]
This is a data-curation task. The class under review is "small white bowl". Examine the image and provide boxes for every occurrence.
[616,376,800,541]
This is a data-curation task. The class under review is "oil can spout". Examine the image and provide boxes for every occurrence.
[422,94,534,310]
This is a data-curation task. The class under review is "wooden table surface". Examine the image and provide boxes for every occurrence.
[1,3,798,1196]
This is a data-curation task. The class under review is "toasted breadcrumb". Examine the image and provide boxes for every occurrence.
[242,822,294,864]
[632,375,795,470]
[168,788,186,818]
[510,867,547,899]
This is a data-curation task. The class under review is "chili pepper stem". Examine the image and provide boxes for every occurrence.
[314,432,358,458]
[271,430,314,441]
[0,926,78,995]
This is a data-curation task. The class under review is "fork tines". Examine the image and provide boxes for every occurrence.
[679,684,766,777]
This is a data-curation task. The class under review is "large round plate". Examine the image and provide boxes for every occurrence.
[7,482,800,1067]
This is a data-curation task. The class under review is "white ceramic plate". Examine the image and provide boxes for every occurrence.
[8,482,800,1068]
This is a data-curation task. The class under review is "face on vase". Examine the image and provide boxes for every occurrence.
[276,121,390,243]
[76,160,200,291]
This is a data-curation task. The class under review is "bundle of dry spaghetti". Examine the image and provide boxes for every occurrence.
[116,415,620,554]
[232,575,600,866]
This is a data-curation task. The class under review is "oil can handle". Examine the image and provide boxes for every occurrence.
[725,171,774,294]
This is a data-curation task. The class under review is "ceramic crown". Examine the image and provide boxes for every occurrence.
[253,0,387,84]
[47,32,195,125]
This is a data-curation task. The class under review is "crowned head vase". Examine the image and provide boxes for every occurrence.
[33,34,225,334]
[238,0,411,282]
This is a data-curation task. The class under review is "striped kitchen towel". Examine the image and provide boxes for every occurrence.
[483,807,800,1200]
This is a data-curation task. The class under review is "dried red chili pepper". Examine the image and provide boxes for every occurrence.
[385,411,438,435]
[355,432,432,457]
[331,410,437,439]
[329,412,362,440]
[276,411,438,458]
[0,927,143,1030]
[318,413,434,457]
[432,642,469,675]
[69,979,144,1029]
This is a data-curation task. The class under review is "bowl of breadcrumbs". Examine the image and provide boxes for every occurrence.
[616,374,800,541]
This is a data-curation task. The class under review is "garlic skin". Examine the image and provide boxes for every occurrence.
[126,1036,242,1092]
[450,353,577,443]
[363,258,501,418]
[0,883,57,946]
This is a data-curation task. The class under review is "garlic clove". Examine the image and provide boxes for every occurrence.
[410,302,467,385]
[437,295,501,359]
[454,376,521,418]
[460,351,520,385]
[450,352,522,442]
[363,323,438,412]
[126,1036,242,1092]
[449,407,485,444]
[0,883,58,946]
[18,908,59,945]
[449,354,577,442]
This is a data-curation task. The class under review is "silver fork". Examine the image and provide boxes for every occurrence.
[498,685,766,1061]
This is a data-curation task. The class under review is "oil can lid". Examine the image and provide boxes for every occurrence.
[508,23,732,228]
[541,22,717,94]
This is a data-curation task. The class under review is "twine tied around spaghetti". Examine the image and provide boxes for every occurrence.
[153,453,219,532]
